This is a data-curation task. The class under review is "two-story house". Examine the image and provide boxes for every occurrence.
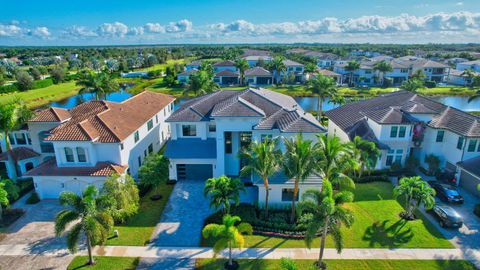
[0,91,175,199]
[326,91,480,193]
[456,60,480,73]
[164,88,325,205]
[242,55,273,67]
[282,60,304,83]
[213,60,238,73]
[333,63,375,86]
[396,56,450,83]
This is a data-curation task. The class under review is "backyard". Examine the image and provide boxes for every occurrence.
[202,182,453,249]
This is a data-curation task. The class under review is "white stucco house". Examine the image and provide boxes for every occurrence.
[456,60,480,73]
[164,88,326,205]
[0,91,175,199]
[325,91,480,194]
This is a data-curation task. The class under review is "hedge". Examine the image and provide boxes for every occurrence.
[0,78,53,94]
[32,78,53,89]
[355,175,390,183]
[0,84,19,94]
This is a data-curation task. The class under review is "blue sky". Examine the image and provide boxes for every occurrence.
[1,0,479,45]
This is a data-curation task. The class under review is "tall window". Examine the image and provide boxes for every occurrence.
[390,126,398,138]
[225,132,232,154]
[386,149,394,166]
[147,119,154,131]
[134,131,139,143]
[395,149,403,163]
[467,140,477,152]
[137,156,142,167]
[76,147,87,162]
[281,189,298,201]
[209,124,216,132]
[8,133,15,145]
[64,147,74,162]
[457,136,464,150]
[398,126,406,138]
[182,125,196,136]
[15,133,27,145]
[386,149,403,166]
[436,130,445,142]
[148,143,153,154]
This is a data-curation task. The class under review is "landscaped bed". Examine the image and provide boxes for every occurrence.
[195,259,477,270]
[201,182,453,249]
[67,256,139,270]
[105,182,174,246]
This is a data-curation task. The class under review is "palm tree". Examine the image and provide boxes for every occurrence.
[55,185,113,265]
[411,69,426,81]
[200,61,214,74]
[235,58,249,86]
[306,74,338,120]
[468,76,480,102]
[344,61,360,86]
[315,134,355,190]
[300,178,354,269]
[351,136,381,178]
[76,71,119,100]
[461,69,475,87]
[202,215,253,268]
[0,182,9,221]
[0,98,32,179]
[239,138,281,217]
[393,176,435,220]
[203,176,245,214]
[269,56,286,85]
[401,79,423,93]
[283,134,319,223]
[373,61,393,87]
[187,70,220,96]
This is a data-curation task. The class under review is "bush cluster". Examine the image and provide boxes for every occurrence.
[26,192,40,204]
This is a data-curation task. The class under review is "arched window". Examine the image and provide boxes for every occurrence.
[76,147,87,162]
[64,147,74,162]
[25,162,34,171]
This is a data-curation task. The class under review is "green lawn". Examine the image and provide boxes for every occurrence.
[67,256,138,270]
[195,259,477,270]
[0,81,80,108]
[105,183,174,246]
[203,182,453,249]
[134,59,187,72]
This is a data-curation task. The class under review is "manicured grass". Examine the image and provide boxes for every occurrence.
[105,183,174,246]
[0,81,80,108]
[203,182,453,249]
[195,259,477,270]
[67,256,138,270]
[134,59,187,72]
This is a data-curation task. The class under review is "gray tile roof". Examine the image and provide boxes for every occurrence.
[167,88,325,133]
[283,59,304,66]
[215,70,240,77]
[253,171,322,185]
[213,60,236,67]
[164,138,217,159]
[345,119,389,150]
[178,69,198,76]
[245,67,272,77]
[457,156,480,178]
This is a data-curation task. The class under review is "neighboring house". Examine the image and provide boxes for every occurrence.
[361,58,410,86]
[308,52,341,68]
[186,60,202,71]
[304,69,341,84]
[213,60,238,73]
[244,67,273,86]
[325,91,480,192]
[444,57,469,67]
[164,88,326,205]
[395,56,450,82]
[177,69,198,84]
[214,70,240,86]
[242,55,273,67]
[334,63,375,86]
[457,156,480,197]
[456,60,480,73]
[0,91,175,199]
[241,49,271,58]
[282,59,304,83]
[447,69,480,86]
[120,72,149,78]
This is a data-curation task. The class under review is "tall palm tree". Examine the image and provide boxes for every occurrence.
[300,178,354,269]
[235,58,249,86]
[76,71,119,100]
[351,136,381,178]
[401,79,423,93]
[461,69,475,87]
[411,69,426,81]
[269,56,286,85]
[283,134,318,223]
[239,138,281,217]
[306,74,338,120]
[393,176,435,220]
[202,215,253,268]
[186,70,220,96]
[373,61,393,86]
[344,61,360,86]
[468,76,480,102]
[315,134,355,190]
[203,176,245,214]
[55,185,113,265]
[200,61,214,74]
[0,98,32,179]
[0,182,8,221]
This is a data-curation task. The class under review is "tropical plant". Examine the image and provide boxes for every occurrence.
[351,136,381,178]
[280,257,298,270]
[202,215,253,268]
[187,70,220,96]
[235,58,249,86]
[424,154,440,175]
[138,154,169,196]
[411,69,426,81]
[306,74,338,120]
[344,61,360,86]
[315,134,355,190]
[394,176,435,220]
[468,76,480,102]
[0,182,9,221]
[98,174,140,223]
[0,99,32,179]
[283,134,319,223]
[461,69,475,87]
[203,176,245,214]
[401,79,423,93]
[0,178,20,202]
[199,61,214,74]
[300,178,354,269]
[50,67,66,84]
[76,71,119,100]
[55,185,114,265]
[15,71,34,91]
[239,137,281,217]
[373,61,393,87]
[269,56,286,85]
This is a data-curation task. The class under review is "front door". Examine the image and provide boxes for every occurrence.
[239,132,252,171]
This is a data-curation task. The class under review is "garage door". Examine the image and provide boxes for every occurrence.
[177,164,213,180]
[65,180,88,196]
[38,179,62,199]
[460,170,480,197]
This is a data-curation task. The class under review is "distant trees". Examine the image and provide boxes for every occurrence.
[50,67,66,84]
[268,56,286,85]
[306,74,338,119]
[29,67,42,80]
[401,79,424,93]
[235,58,249,86]
[15,71,34,91]
[187,70,219,96]
[345,61,360,86]
[373,61,393,87]
[76,71,119,100]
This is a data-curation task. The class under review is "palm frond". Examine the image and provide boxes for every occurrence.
[55,210,80,236]
[66,223,83,254]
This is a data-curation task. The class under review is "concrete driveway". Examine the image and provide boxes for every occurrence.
[0,194,73,270]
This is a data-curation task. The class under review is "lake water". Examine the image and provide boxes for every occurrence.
[47,87,133,109]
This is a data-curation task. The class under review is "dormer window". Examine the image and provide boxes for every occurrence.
[64,147,74,162]
[76,147,87,162]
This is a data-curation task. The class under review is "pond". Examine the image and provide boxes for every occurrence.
[47,86,133,109]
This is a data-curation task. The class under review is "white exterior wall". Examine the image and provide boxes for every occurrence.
[27,121,60,160]
[457,63,480,72]
[33,175,107,199]
[257,183,322,206]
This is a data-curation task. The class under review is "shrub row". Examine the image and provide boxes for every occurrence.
[0,78,54,94]
[355,175,390,183]
[32,78,53,89]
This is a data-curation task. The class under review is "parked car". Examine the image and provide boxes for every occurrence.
[428,181,464,204]
[435,170,457,186]
[429,203,463,228]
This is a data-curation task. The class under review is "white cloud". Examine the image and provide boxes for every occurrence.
[128,26,144,36]
[0,23,22,37]
[64,25,97,37]
[29,26,51,38]
[166,19,192,33]
[456,2,464,6]
[97,22,128,37]
[144,23,165,33]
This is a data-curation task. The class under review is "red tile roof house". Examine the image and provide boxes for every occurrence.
[0,91,175,199]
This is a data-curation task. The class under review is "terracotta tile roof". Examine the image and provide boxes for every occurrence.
[24,158,127,177]
[45,91,175,142]
[0,147,40,161]
[30,107,71,122]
